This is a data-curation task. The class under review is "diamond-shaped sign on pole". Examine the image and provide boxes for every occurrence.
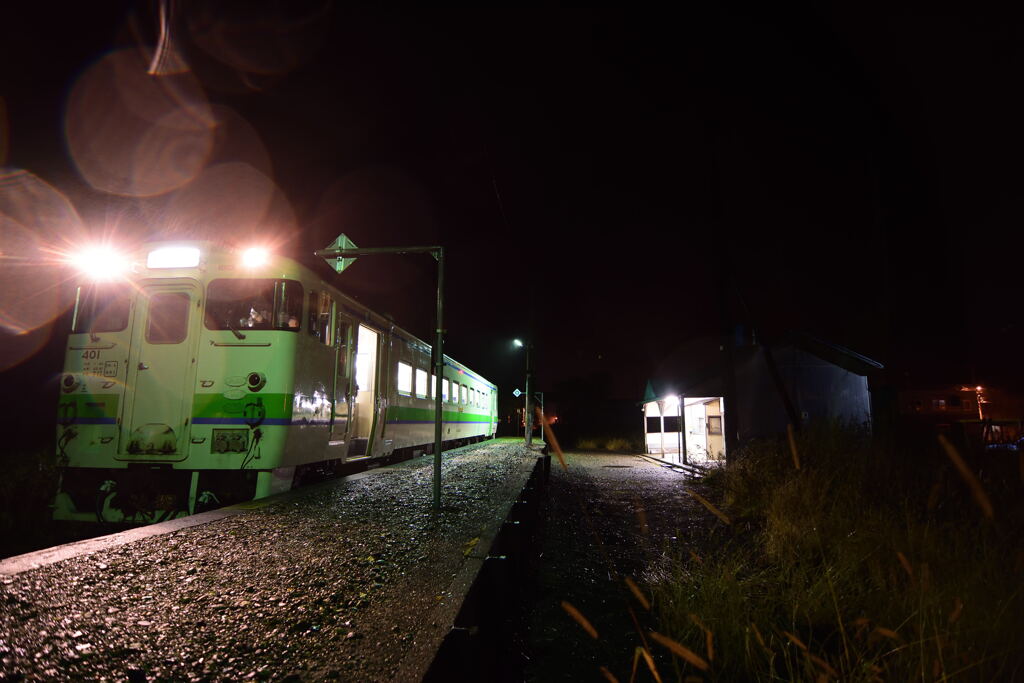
[512,388,522,398]
[321,233,358,273]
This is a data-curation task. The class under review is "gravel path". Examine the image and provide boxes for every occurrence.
[0,441,538,681]
[522,451,721,682]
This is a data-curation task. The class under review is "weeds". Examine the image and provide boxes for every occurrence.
[649,422,1024,680]
[577,436,644,452]
[0,445,60,558]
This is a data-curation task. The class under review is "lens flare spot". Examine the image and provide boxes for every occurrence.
[65,49,214,197]
[70,245,131,281]
[0,170,82,343]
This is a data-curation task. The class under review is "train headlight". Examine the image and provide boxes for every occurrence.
[70,245,130,281]
[241,247,270,268]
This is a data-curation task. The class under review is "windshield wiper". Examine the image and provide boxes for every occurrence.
[226,320,246,340]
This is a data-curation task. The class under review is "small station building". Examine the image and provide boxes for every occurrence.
[642,333,882,465]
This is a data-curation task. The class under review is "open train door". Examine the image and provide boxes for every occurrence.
[348,324,380,457]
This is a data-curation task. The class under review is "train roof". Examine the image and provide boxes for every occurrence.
[103,239,495,390]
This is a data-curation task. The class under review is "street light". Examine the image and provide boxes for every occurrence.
[513,338,534,447]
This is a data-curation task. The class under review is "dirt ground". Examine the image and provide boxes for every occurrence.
[518,451,721,682]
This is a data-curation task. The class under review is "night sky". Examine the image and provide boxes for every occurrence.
[1,4,1022,439]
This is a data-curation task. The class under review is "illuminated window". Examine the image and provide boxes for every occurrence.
[461,384,468,405]
[689,417,705,435]
[442,378,450,402]
[397,362,413,395]
[707,415,723,434]
[415,368,428,398]
[431,374,437,399]
[451,382,459,404]
[932,399,947,411]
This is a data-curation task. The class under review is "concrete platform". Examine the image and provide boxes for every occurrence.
[0,439,542,681]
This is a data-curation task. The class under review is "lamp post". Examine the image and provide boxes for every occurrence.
[316,234,446,510]
[513,339,534,447]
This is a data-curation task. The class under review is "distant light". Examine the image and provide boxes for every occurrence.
[147,246,200,269]
[976,385,983,392]
[241,247,270,268]
[71,245,130,281]
[513,339,524,348]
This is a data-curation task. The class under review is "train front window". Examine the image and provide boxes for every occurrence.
[72,284,131,334]
[205,279,303,332]
[146,293,190,344]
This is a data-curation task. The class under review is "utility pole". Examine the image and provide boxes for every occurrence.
[316,234,446,510]
[524,341,533,447]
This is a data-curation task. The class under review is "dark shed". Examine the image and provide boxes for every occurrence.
[643,333,882,464]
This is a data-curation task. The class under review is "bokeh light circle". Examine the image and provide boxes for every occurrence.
[0,170,86,368]
[65,49,215,197]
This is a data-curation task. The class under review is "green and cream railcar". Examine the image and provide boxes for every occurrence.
[54,241,497,523]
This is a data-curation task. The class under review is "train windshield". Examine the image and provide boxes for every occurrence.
[71,284,131,334]
[205,279,304,332]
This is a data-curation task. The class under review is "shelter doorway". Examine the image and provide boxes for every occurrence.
[643,396,726,465]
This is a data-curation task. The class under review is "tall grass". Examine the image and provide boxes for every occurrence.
[0,446,61,558]
[648,422,1024,681]
[576,435,644,452]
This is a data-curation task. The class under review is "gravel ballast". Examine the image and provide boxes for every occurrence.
[0,440,538,681]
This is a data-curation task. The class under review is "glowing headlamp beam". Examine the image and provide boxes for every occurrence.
[70,245,130,281]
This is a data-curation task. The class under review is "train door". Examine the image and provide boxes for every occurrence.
[349,324,380,456]
[121,282,201,459]
[330,312,354,444]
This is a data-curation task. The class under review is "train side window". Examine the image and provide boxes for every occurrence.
[451,382,459,404]
[442,379,450,403]
[146,292,190,344]
[460,384,468,405]
[72,284,131,334]
[335,317,352,351]
[308,291,332,344]
[415,368,428,398]
[431,374,437,399]
[397,362,413,395]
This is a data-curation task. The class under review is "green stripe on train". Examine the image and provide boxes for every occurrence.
[56,394,120,420]
[385,404,494,423]
[191,393,294,420]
